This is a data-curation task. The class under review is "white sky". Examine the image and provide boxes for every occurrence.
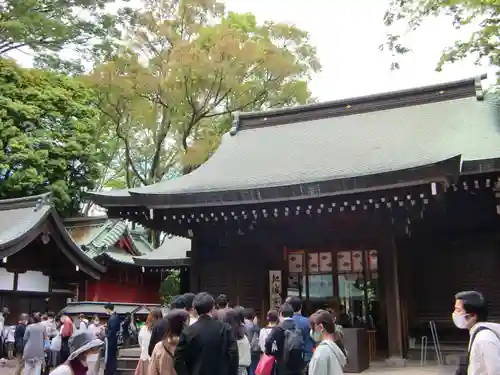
[11,0,496,101]
[223,0,496,101]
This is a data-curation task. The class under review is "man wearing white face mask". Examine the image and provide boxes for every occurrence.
[453,291,500,375]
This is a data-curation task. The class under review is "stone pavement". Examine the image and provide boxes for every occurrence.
[0,359,106,375]
[0,359,455,375]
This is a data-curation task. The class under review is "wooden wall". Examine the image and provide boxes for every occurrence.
[406,233,500,341]
[191,237,284,318]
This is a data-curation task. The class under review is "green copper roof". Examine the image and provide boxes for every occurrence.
[89,76,500,208]
[66,219,154,264]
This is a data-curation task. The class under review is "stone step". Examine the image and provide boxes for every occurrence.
[117,368,135,375]
[117,357,140,370]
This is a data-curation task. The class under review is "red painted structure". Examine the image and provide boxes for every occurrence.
[66,217,164,305]
[79,267,161,304]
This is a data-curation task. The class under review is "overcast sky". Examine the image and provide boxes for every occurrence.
[11,0,495,101]
[222,0,496,101]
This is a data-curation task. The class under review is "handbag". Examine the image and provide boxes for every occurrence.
[50,335,62,352]
[255,354,275,375]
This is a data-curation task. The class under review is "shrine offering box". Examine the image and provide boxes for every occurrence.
[343,328,369,373]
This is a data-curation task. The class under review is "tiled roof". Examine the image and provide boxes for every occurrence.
[0,193,105,279]
[65,219,155,265]
[89,76,500,208]
[133,236,190,267]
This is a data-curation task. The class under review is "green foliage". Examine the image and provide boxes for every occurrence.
[381,0,500,74]
[0,58,102,216]
[0,0,121,72]
[159,270,180,305]
[87,0,321,187]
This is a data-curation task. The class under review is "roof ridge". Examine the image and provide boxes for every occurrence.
[230,75,486,134]
[0,193,52,211]
[63,216,109,228]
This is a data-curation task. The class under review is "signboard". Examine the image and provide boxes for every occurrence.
[269,270,282,310]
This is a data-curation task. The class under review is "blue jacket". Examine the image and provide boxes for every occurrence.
[292,314,314,361]
[106,312,121,345]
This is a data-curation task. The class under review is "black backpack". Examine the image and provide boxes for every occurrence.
[282,325,304,371]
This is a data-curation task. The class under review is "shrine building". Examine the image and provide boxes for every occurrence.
[89,75,500,361]
[65,217,191,304]
[0,194,105,321]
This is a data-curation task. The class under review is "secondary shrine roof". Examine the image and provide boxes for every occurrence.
[0,194,105,279]
[132,235,190,267]
[66,218,190,267]
[65,218,152,265]
[90,75,500,208]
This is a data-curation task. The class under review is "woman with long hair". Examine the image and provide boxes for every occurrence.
[148,309,189,375]
[137,309,162,375]
[308,310,346,375]
[223,308,251,375]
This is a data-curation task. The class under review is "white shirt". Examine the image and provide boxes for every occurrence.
[88,323,102,338]
[237,335,251,367]
[189,316,198,326]
[468,323,500,375]
[259,326,273,353]
[138,326,152,361]
[7,326,14,342]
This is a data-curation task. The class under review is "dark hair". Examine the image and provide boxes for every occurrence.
[243,308,255,320]
[223,309,245,340]
[194,292,215,315]
[287,296,302,313]
[170,295,187,309]
[309,310,336,334]
[183,293,196,311]
[216,294,229,309]
[164,309,189,338]
[279,304,294,318]
[104,303,114,311]
[47,311,55,318]
[455,291,488,321]
[147,308,163,330]
[32,314,41,324]
[234,306,245,322]
[266,310,279,323]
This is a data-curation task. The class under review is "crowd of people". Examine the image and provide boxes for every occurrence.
[136,292,347,375]
[5,311,107,375]
[4,293,349,375]
[5,290,500,375]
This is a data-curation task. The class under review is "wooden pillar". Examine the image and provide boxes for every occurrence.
[189,237,200,293]
[380,236,406,364]
[179,267,190,294]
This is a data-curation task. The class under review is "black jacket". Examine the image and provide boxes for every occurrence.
[174,314,238,375]
[14,323,26,354]
[264,319,303,375]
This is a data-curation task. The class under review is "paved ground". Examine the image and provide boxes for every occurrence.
[0,359,455,375]
[0,359,106,375]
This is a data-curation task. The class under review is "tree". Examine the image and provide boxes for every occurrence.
[381,0,499,74]
[87,0,320,190]
[159,270,180,305]
[0,0,120,71]
[0,58,103,216]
